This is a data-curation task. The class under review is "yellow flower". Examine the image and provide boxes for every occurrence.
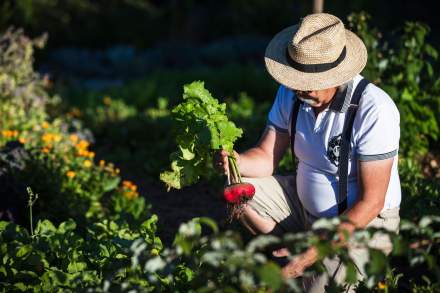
[87,151,95,158]
[66,171,76,178]
[42,133,55,144]
[2,130,11,137]
[69,134,79,144]
[99,160,106,167]
[2,130,18,138]
[115,168,120,174]
[76,140,90,150]
[83,160,92,168]
[53,134,62,142]
[42,121,49,129]
[18,137,26,144]
[378,281,387,290]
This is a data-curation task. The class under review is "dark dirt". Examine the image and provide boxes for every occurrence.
[131,175,232,246]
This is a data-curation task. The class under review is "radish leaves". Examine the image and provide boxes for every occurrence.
[160,81,242,190]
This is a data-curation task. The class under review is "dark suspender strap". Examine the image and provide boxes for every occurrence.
[290,98,302,157]
[337,78,370,215]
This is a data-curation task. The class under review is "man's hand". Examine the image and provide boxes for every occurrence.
[213,149,240,175]
[273,247,318,278]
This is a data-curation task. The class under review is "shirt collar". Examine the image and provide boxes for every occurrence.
[329,79,354,113]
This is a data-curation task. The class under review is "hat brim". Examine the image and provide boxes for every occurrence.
[264,25,367,91]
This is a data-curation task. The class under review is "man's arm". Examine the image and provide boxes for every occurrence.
[237,127,290,177]
[280,157,395,278]
[338,157,394,234]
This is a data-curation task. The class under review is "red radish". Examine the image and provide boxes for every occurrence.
[223,182,255,204]
[222,154,256,221]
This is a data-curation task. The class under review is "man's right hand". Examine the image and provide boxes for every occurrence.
[213,149,240,175]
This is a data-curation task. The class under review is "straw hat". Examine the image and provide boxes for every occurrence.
[265,13,367,91]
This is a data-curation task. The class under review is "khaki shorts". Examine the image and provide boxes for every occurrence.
[243,175,400,292]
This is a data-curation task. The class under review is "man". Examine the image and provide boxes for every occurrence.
[216,13,401,291]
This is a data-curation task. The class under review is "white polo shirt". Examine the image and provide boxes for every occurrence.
[267,75,401,218]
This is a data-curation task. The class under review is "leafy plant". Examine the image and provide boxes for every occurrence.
[348,12,440,158]
[160,81,243,190]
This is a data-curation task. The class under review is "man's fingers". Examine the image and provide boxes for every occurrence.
[213,149,230,174]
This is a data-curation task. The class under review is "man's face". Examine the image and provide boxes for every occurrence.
[293,87,338,108]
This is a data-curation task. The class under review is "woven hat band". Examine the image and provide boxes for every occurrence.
[285,46,347,73]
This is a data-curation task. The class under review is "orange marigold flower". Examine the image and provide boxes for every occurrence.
[66,171,76,178]
[76,140,90,150]
[123,180,133,187]
[42,121,49,129]
[42,147,50,153]
[124,191,138,200]
[88,151,95,158]
[18,137,26,144]
[99,160,106,167]
[83,160,92,168]
[69,134,79,143]
[2,130,10,137]
[2,130,17,138]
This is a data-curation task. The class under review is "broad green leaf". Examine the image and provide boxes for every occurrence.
[14,282,28,291]
[67,261,87,273]
[368,249,386,274]
[160,81,242,190]
[16,245,32,258]
[35,220,57,235]
[103,176,120,192]
[257,261,283,291]
[58,219,76,233]
[0,221,9,231]
[345,261,358,284]
[193,217,219,234]
[179,145,195,160]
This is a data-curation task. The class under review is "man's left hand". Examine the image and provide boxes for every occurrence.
[273,247,318,278]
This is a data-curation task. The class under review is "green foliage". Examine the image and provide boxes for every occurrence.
[348,12,440,158]
[128,216,439,292]
[398,158,440,219]
[160,81,243,190]
[0,25,150,233]
[0,215,163,292]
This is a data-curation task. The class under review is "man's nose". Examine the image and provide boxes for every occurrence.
[308,91,318,98]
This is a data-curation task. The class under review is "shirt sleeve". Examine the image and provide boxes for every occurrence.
[355,101,400,161]
[267,85,293,133]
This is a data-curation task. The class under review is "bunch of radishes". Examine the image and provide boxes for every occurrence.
[222,154,255,218]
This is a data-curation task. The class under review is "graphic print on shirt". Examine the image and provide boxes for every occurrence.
[327,134,342,166]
